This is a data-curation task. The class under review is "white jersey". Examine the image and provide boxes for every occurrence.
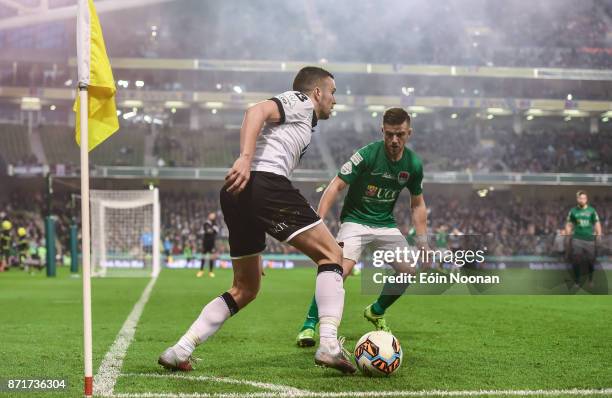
[250,91,318,178]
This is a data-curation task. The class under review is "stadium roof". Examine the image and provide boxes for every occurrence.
[0,0,179,31]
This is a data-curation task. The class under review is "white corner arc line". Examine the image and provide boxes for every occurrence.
[94,276,159,397]
[111,387,612,398]
[122,373,309,395]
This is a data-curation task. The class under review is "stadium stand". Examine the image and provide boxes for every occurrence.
[38,124,79,165]
[39,124,145,166]
[0,1,608,70]
[3,187,609,258]
[154,128,238,167]
[0,123,35,166]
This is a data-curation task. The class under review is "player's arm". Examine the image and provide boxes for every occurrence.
[593,211,602,238]
[225,100,282,193]
[319,146,369,219]
[406,161,427,249]
[594,221,602,238]
[564,211,574,236]
[410,194,428,249]
[317,176,348,220]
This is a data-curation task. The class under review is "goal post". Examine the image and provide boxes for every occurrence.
[90,189,160,277]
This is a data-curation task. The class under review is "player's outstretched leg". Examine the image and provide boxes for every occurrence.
[289,223,356,374]
[364,255,413,332]
[159,255,261,371]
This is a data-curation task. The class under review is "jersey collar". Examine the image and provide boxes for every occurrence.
[311,110,318,128]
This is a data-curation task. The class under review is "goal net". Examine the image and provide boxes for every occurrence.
[90,189,160,277]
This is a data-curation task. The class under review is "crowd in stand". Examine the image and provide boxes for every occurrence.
[1,186,610,263]
[2,117,611,175]
[158,191,612,258]
[327,120,612,174]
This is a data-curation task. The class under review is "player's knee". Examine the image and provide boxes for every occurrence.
[318,244,342,266]
[238,289,258,306]
[230,284,259,307]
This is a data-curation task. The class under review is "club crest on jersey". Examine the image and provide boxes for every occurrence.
[398,171,410,184]
[365,185,378,197]
[340,161,352,175]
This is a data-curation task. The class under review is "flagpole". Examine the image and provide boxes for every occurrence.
[80,83,93,398]
[77,0,93,394]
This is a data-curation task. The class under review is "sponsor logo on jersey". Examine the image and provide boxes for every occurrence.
[376,188,399,200]
[366,184,378,196]
[364,185,400,201]
[350,152,363,166]
[383,172,395,180]
[341,161,352,175]
[398,171,410,184]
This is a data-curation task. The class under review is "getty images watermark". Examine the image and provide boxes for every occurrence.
[368,246,499,285]
[354,234,610,295]
[358,233,610,295]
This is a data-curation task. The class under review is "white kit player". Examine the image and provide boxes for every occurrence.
[159,66,356,374]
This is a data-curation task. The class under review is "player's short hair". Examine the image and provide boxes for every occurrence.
[292,66,334,94]
[576,190,588,198]
[383,108,411,126]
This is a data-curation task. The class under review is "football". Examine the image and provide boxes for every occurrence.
[354,331,403,376]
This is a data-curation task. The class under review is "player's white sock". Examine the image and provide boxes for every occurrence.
[316,264,345,355]
[174,293,238,361]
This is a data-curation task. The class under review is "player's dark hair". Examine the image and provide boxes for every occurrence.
[383,108,411,126]
[576,190,588,197]
[292,66,334,94]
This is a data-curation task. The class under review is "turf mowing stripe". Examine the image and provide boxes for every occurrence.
[94,276,159,397]
[122,373,308,395]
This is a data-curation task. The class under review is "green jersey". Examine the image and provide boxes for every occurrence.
[337,140,424,228]
[567,205,600,241]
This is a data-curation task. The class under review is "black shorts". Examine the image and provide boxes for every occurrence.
[202,239,216,254]
[220,171,321,258]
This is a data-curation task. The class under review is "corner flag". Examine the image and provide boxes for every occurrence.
[75,1,118,396]
[74,0,118,151]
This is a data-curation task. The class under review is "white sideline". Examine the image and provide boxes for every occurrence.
[111,388,612,398]
[123,373,308,395]
[94,276,159,397]
[111,373,612,398]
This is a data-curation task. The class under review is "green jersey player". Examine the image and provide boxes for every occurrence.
[297,107,428,347]
[564,190,602,288]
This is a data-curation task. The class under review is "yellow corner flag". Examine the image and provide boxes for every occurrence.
[74,0,119,152]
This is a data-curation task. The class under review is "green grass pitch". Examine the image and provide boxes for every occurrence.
[1,267,611,397]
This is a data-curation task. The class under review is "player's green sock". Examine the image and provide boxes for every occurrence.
[300,296,319,331]
[371,295,400,315]
[371,276,410,315]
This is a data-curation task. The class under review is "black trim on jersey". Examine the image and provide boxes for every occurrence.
[312,110,318,127]
[269,97,286,124]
